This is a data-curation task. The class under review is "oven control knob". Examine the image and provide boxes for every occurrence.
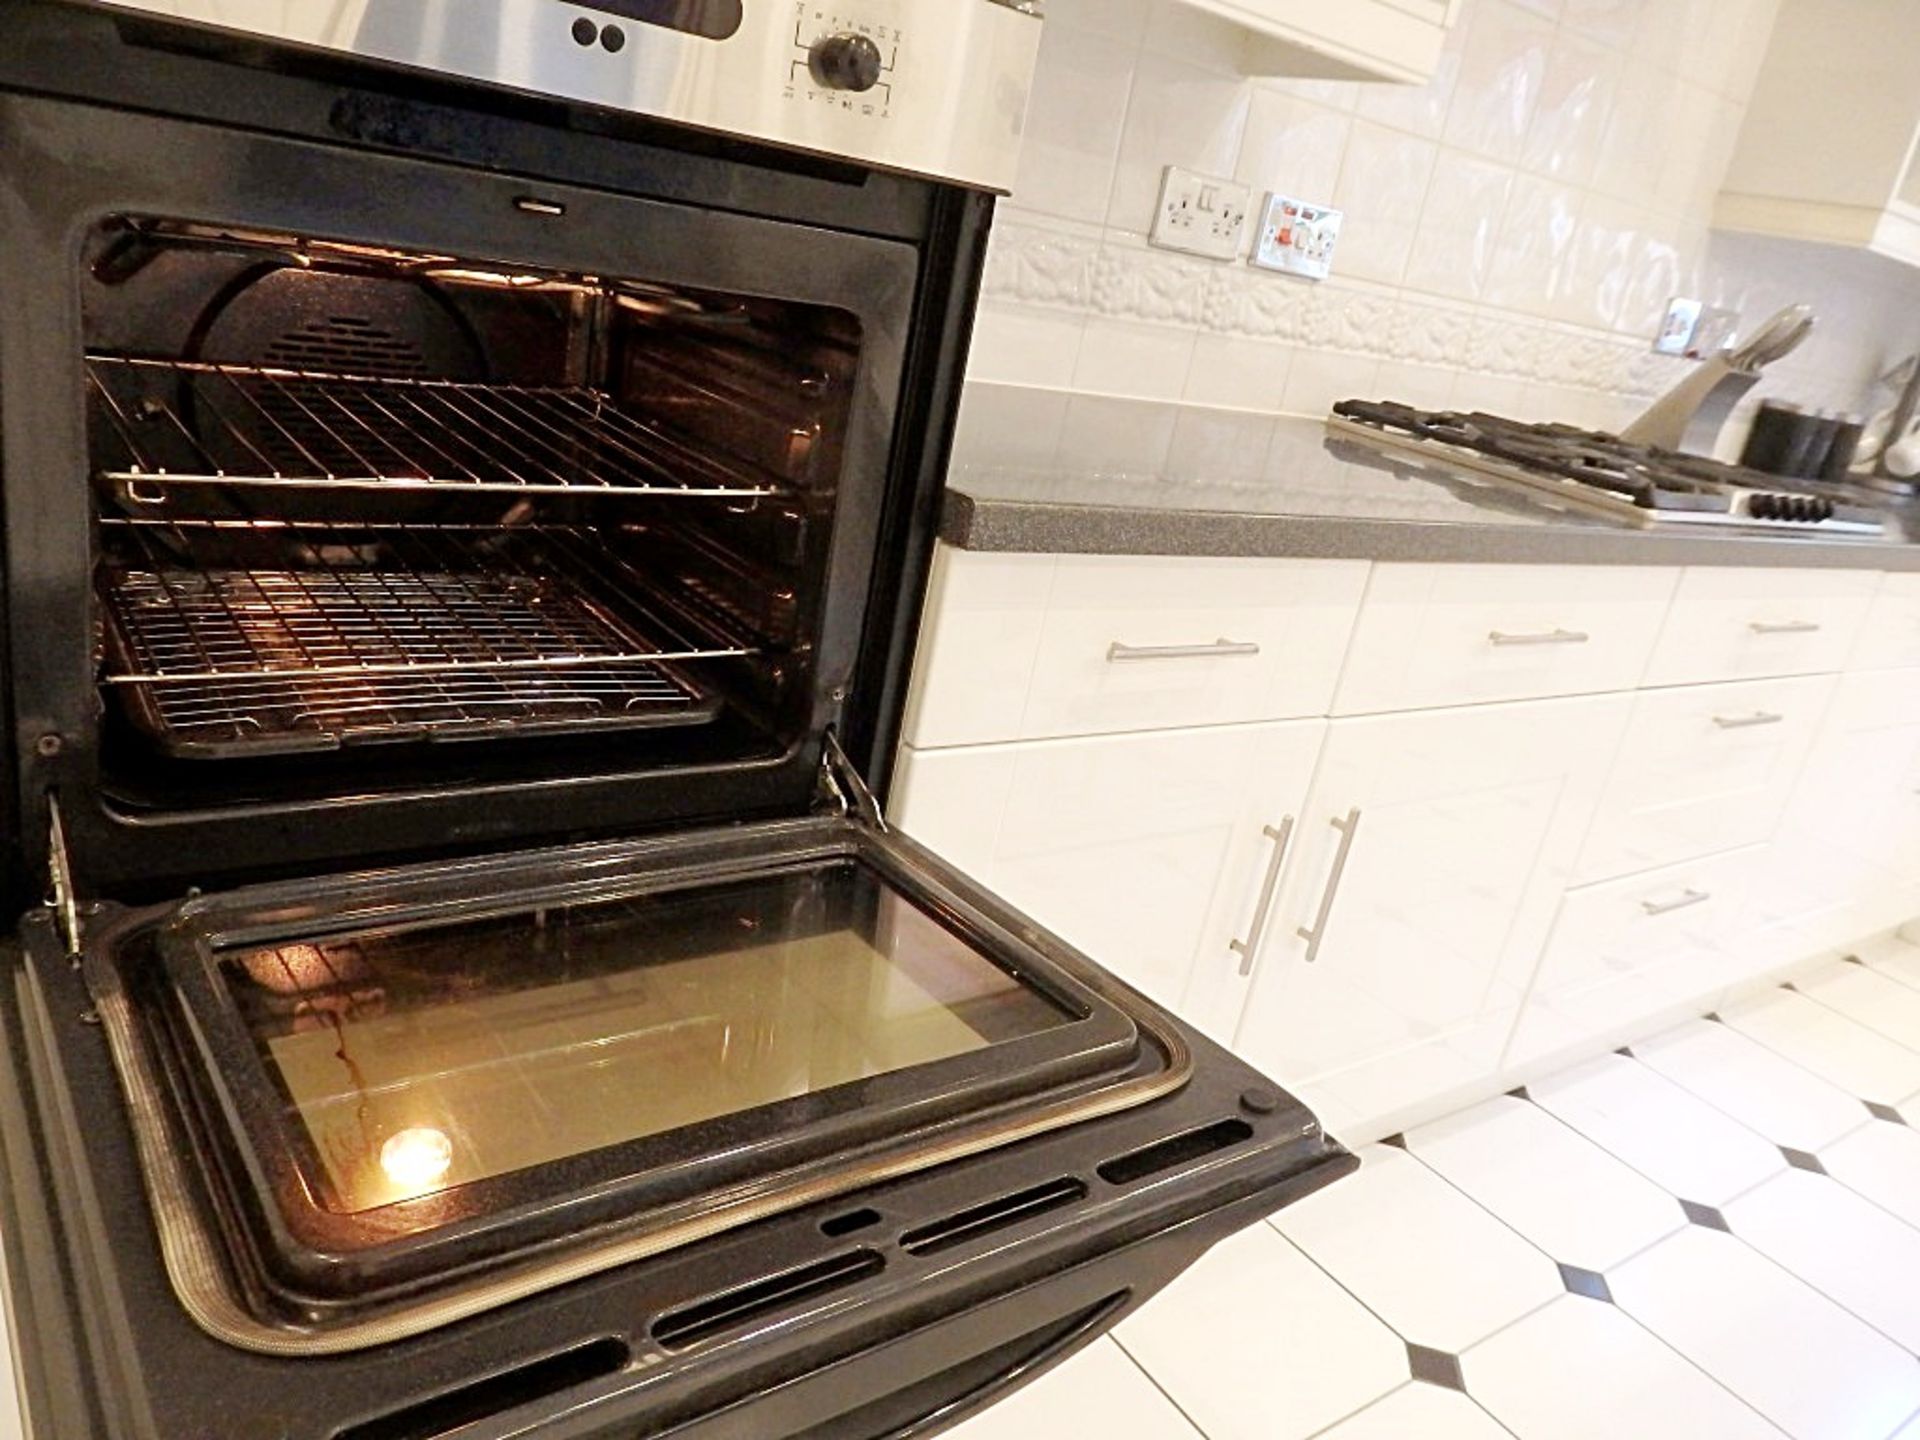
[810,32,885,92]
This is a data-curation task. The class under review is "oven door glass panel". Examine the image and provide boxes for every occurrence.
[139,821,1146,1306]
[226,861,1073,1215]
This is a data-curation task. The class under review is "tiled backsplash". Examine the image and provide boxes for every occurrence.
[972,0,1920,442]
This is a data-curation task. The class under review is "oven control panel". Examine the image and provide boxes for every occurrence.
[84,0,1041,192]
[786,5,903,120]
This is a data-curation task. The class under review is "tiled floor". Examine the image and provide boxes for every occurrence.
[953,942,1920,1440]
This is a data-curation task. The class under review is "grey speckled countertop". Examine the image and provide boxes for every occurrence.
[940,385,1920,571]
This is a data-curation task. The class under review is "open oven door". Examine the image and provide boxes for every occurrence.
[1,749,1353,1439]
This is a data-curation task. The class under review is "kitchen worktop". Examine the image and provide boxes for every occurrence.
[941,385,1920,570]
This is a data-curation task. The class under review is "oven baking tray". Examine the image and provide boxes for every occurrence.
[98,523,735,757]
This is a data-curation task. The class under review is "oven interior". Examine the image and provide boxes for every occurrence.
[80,217,856,810]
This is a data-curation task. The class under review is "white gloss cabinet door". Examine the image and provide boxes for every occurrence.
[1753,667,1920,954]
[890,721,1326,1038]
[1233,694,1634,1141]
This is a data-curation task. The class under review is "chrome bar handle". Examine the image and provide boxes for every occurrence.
[1296,808,1362,963]
[1488,628,1591,647]
[1749,619,1821,635]
[1107,639,1261,663]
[1713,712,1786,730]
[1642,889,1711,917]
[1229,817,1295,976]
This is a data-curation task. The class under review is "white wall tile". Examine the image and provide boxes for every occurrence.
[1404,149,1514,300]
[1443,1,1556,163]
[1071,317,1199,401]
[1105,53,1253,236]
[1236,90,1351,204]
[1184,332,1294,410]
[1332,121,1440,285]
[1521,30,1620,185]
[1012,27,1137,225]
[968,302,1086,387]
[1279,349,1382,417]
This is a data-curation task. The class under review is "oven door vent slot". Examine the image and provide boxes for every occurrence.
[652,1250,885,1352]
[331,1336,629,1440]
[899,1177,1089,1257]
[1097,1119,1255,1188]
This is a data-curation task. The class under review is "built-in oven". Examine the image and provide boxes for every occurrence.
[0,5,1354,1437]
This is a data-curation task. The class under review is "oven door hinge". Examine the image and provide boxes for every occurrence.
[46,795,82,959]
[818,731,888,833]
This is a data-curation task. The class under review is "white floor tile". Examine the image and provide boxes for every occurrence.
[1821,1122,1920,1229]
[1852,935,1920,994]
[1797,960,1920,1055]
[1530,1053,1786,1205]
[1116,1224,1407,1440]
[1312,1383,1511,1440]
[1724,1169,1920,1351]
[1720,988,1920,1107]
[948,1339,1201,1440]
[1890,1410,1920,1440]
[1404,1096,1685,1270]
[1611,1227,1920,1440]
[1633,1019,1870,1151]
[1274,1143,1563,1352]
[1464,1295,1785,1440]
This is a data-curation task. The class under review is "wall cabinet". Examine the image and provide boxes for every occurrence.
[1714,0,1920,267]
[1230,695,1632,1137]
[892,721,1325,1037]
[1172,0,1464,85]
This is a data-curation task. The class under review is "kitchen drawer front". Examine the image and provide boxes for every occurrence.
[1574,673,1835,883]
[1505,846,1763,1071]
[903,546,1368,747]
[900,548,1055,749]
[1642,567,1877,686]
[1331,563,1677,715]
[1850,572,1920,672]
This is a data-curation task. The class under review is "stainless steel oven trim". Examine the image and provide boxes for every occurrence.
[81,0,1043,192]
[82,820,1194,1357]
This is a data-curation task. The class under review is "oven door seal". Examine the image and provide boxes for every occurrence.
[74,815,1196,1358]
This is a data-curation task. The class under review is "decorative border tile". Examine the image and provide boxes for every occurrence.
[982,213,1695,401]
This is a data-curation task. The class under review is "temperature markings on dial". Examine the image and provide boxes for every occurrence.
[786,1,899,116]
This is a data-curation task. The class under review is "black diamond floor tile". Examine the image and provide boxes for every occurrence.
[1406,1342,1466,1392]
[1557,1263,1613,1303]
[1867,1100,1907,1125]
[1780,1146,1827,1174]
[1680,1199,1730,1232]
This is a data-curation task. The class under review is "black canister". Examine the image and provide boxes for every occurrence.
[1741,401,1854,479]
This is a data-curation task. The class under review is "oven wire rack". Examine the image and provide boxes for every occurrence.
[98,521,749,756]
[86,355,786,500]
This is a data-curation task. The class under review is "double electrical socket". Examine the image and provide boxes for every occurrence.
[1149,165,1343,280]
[1150,166,1252,260]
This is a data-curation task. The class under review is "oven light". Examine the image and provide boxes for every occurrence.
[380,1127,454,1191]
